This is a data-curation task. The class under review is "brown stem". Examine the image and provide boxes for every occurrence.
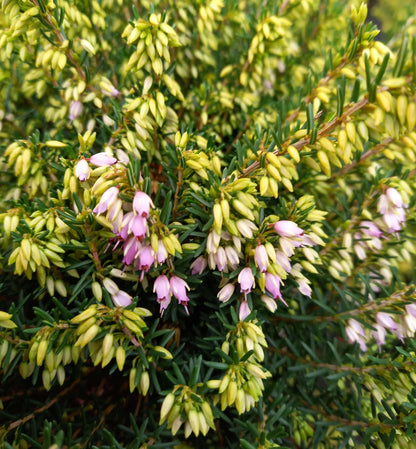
[225,117,252,154]
[6,377,81,431]
[31,0,86,80]
[278,0,291,15]
[79,403,117,448]
[334,136,394,178]
[273,345,415,374]
[303,401,394,432]
[85,223,102,271]
[121,325,141,347]
[237,95,371,180]
[275,286,414,325]
[172,167,183,220]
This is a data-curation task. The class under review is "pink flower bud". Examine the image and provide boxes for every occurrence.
[297,278,312,297]
[156,240,168,264]
[377,187,408,234]
[207,231,221,253]
[170,276,190,308]
[108,199,122,223]
[275,251,291,273]
[392,323,405,342]
[372,324,386,350]
[376,312,397,331]
[89,152,117,167]
[239,300,251,321]
[69,100,83,121]
[260,295,277,313]
[345,319,367,352]
[225,246,239,269]
[383,212,402,233]
[360,221,382,238]
[123,236,141,266]
[133,191,153,217]
[217,283,235,303]
[112,290,133,307]
[93,186,119,215]
[348,318,366,337]
[405,304,416,319]
[236,219,257,238]
[191,256,207,275]
[154,275,172,315]
[255,245,268,273]
[386,187,404,207]
[238,267,255,296]
[130,215,148,239]
[75,159,90,182]
[215,247,227,272]
[137,246,154,272]
[265,273,285,303]
[116,211,131,239]
[273,220,304,237]
[154,275,171,301]
[377,193,388,215]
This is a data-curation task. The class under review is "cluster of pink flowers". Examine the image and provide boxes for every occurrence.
[346,305,416,352]
[213,220,314,321]
[76,155,193,314]
[353,221,383,260]
[77,157,319,318]
[96,187,185,309]
[352,187,408,261]
[153,275,190,315]
[90,183,158,278]
[204,230,241,272]
[75,152,118,182]
[116,191,159,276]
[377,187,408,234]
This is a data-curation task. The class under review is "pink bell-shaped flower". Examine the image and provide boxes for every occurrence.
[112,290,133,307]
[170,276,190,313]
[154,275,172,315]
[255,244,268,273]
[89,152,117,167]
[133,191,153,218]
[238,267,255,297]
[93,186,119,215]
[239,300,251,321]
[273,220,304,238]
[217,283,235,303]
[75,159,90,182]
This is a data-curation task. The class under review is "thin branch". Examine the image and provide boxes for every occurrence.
[79,403,117,449]
[225,117,252,154]
[172,167,183,220]
[31,0,86,80]
[238,95,371,180]
[335,136,394,177]
[273,345,415,374]
[6,377,81,431]
[278,0,291,15]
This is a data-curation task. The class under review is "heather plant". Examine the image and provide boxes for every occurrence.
[1,0,416,448]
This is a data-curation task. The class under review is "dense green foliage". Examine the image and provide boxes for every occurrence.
[1,0,416,448]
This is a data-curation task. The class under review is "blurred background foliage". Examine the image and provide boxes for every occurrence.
[370,0,416,41]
